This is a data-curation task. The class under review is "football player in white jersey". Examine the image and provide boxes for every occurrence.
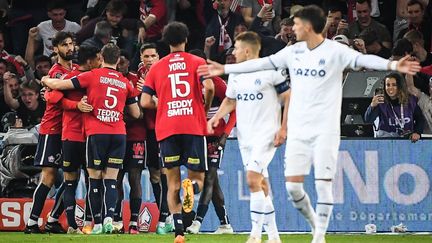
[208,31,290,243]
[200,5,421,243]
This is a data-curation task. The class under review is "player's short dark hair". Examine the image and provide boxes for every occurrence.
[356,0,371,8]
[47,0,66,11]
[120,49,130,60]
[101,43,120,65]
[77,45,100,65]
[293,5,326,34]
[392,38,413,57]
[407,0,424,10]
[34,55,51,65]
[51,31,73,47]
[188,49,206,59]
[140,42,157,54]
[105,0,127,15]
[235,31,261,51]
[162,21,189,46]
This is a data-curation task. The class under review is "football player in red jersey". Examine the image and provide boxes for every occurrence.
[44,45,101,234]
[42,43,141,234]
[25,31,79,234]
[111,51,146,234]
[141,22,215,243]
[138,43,173,234]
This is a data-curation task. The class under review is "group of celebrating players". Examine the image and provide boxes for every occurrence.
[24,4,421,243]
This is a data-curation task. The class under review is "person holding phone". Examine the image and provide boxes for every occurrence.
[365,72,424,142]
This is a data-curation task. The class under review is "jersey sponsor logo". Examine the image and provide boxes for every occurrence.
[108,158,123,164]
[97,109,120,122]
[100,76,126,89]
[164,155,180,163]
[167,99,193,117]
[63,161,71,167]
[319,59,326,66]
[293,68,326,77]
[236,92,264,101]
[133,142,145,156]
[94,159,101,165]
[187,157,200,164]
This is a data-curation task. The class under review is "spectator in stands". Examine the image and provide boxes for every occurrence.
[346,0,392,49]
[1,30,25,77]
[81,21,113,51]
[322,4,344,39]
[138,0,167,44]
[175,0,206,50]
[397,0,431,52]
[275,17,295,45]
[33,55,52,80]
[3,75,45,128]
[357,28,391,58]
[240,0,282,34]
[205,0,244,62]
[406,73,432,133]
[365,72,424,142]
[25,0,81,61]
[403,29,432,66]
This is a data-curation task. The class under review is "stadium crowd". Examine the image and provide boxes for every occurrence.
[0,0,431,242]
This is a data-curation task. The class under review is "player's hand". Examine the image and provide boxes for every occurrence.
[136,78,145,92]
[273,127,287,147]
[77,95,93,112]
[205,36,216,48]
[207,116,219,134]
[371,94,384,107]
[40,75,50,87]
[217,133,229,150]
[198,59,224,78]
[28,27,39,39]
[410,133,421,143]
[397,55,421,75]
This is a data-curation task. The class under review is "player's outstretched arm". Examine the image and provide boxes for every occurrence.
[274,89,290,147]
[355,54,421,75]
[198,59,225,78]
[127,103,141,119]
[41,76,75,90]
[202,78,215,114]
[207,97,236,134]
[396,55,422,75]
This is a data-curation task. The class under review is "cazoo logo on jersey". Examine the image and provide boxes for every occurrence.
[293,68,326,77]
[237,92,264,101]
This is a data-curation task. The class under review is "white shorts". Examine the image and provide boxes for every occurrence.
[284,134,340,179]
[239,144,276,178]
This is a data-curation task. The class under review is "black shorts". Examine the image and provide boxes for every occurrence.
[62,140,86,172]
[146,129,161,169]
[34,134,62,168]
[123,141,146,170]
[159,134,207,172]
[86,134,126,170]
[206,136,223,168]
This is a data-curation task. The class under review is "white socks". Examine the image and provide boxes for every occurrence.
[263,195,280,241]
[313,180,334,243]
[285,182,316,231]
[249,190,266,239]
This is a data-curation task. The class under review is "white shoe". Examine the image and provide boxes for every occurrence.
[214,224,234,234]
[186,220,201,234]
[246,236,262,243]
[67,227,83,234]
[112,221,123,233]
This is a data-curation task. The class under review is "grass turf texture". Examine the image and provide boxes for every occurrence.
[1,233,431,243]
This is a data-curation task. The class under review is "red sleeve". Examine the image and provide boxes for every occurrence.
[44,90,64,104]
[75,71,92,89]
[61,97,79,110]
[213,76,227,101]
[149,0,167,21]
[127,81,137,99]
[224,111,236,135]
[143,68,156,92]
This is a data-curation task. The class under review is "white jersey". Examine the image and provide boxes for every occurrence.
[226,69,287,147]
[36,20,81,56]
[268,39,361,138]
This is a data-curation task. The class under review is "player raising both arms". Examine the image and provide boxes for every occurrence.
[141,22,214,243]
[199,5,420,243]
[41,43,141,234]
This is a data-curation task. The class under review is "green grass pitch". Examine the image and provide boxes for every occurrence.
[1,232,431,243]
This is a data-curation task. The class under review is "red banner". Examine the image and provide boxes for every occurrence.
[0,198,159,232]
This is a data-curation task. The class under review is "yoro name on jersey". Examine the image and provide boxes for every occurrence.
[167,99,193,117]
[97,109,120,122]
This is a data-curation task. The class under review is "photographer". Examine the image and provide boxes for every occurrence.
[364,72,424,142]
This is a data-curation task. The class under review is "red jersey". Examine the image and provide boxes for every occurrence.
[72,67,137,136]
[125,72,147,141]
[138,63,156,130]
[207,76,236,137]
[143,52,208,141]
[39,63,79,135]
[62,69,86,142]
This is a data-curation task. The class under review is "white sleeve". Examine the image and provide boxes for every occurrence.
[272,69,287,86]
[225,46,291,74]
[355,54,392,71]
[225,74,237,99]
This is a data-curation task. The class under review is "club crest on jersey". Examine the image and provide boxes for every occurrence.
[293,68,326,77]
[319,59,325,66]
[254,79,261,86]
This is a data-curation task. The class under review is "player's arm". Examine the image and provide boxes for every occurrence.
[127,102,142,119]
[140,91,157,109]
[202,78,215,114]
[41,76,75,90]
[274,81,291,147]
[207,97,236,135]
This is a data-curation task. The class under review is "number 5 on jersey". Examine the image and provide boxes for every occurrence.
[105,87,118,109]
[168,73,190,98]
